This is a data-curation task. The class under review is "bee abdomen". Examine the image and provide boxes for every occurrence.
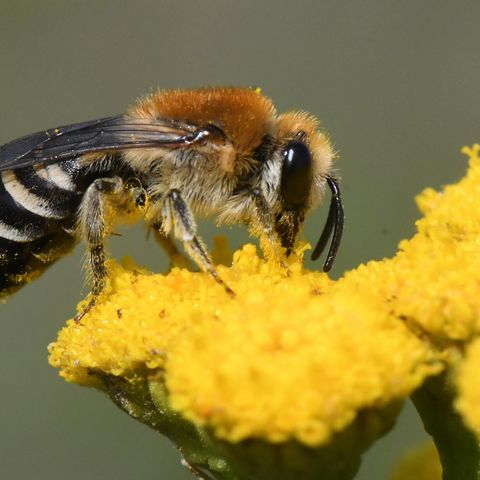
[0,231,77,296]
[0,161,83,295]
[1,165,79,224]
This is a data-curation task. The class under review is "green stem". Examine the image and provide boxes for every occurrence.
[411,373,480,480]
[98,373,237,480]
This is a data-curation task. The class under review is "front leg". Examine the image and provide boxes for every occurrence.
[159,189,234,295]
[250,188,277,240]
[250,188,290,271]
[250,188,282,253]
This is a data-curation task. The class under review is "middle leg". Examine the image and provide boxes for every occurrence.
[155,189,234,295]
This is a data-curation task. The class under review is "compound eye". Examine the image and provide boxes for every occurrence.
[281,141,313,209]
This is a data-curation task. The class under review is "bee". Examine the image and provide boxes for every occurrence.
[0,87,343,315]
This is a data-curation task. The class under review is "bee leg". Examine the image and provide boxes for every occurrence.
[250,188,276,238]
[75,176,124,322]
[250,189,290,272]
[162,189,235,296]
[125,180,189,267]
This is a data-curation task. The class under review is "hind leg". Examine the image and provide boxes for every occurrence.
[75,176,124,322]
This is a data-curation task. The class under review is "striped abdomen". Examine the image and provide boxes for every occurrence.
[0,160,84,295]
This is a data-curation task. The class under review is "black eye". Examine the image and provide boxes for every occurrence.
[281,141,313,209]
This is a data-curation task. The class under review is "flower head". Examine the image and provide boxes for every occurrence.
[387,144,480,344]
[49,241,438,449]
[49,144,480,479]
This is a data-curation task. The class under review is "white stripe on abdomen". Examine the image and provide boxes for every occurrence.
[45,164,77,191]
[1,169,64,219]
[0,219,32,241]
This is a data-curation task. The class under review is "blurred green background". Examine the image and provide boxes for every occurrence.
[1,1,479,479]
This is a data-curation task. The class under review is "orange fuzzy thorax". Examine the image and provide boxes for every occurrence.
[130,87,276,154]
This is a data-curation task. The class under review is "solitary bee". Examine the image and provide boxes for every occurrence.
[0,87,343,313]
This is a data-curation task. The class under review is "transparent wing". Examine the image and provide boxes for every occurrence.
[0,115,219,171]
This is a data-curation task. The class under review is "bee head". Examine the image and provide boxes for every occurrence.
[271,112,343,271]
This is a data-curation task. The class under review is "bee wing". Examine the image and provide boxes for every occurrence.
[0,115,216,171]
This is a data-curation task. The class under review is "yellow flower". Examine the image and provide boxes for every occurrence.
[166,255,439,447]
[48,144,480,479]
[49,238,440,449]
[387,144,480,344]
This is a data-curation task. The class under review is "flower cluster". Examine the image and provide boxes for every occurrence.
[49,145,480,479]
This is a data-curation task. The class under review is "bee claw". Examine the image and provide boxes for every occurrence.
[73,311,85,325]
[74,297,97,325]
